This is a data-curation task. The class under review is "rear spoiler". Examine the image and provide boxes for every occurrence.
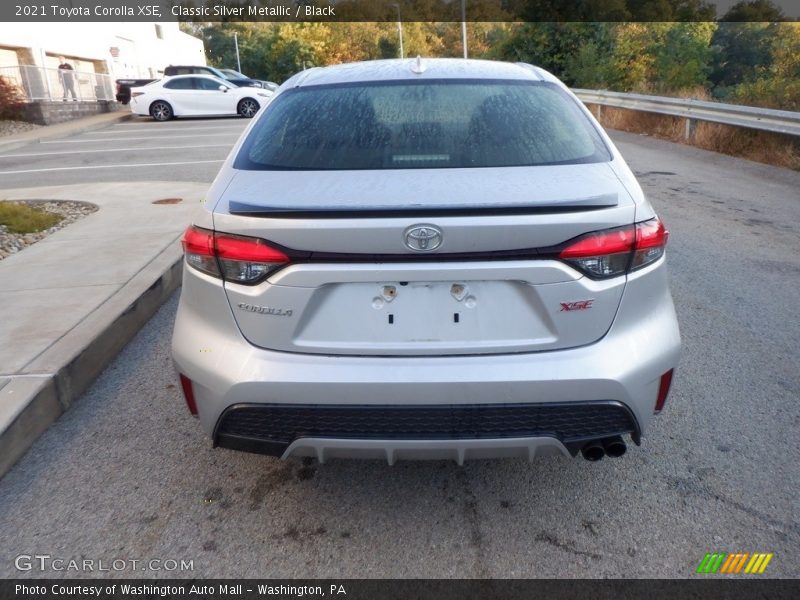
[228,194,618,219]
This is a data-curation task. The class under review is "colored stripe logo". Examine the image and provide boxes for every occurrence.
[696,553,773,574]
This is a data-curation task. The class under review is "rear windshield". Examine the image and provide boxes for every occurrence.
[235,80,611,171]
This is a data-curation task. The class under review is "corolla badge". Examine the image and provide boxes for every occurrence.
[237,303,293,317]
[403,224,443,252]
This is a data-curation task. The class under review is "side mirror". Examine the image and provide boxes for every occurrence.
[218,85,227,92]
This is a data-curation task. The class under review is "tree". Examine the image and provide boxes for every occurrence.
[719,0,784,21]
[711,22,775,87]
[564,40,613,88]
[198,23,281,79]
[653,22,717,91]
[378,37,399,59]
[495,22,602,80]
[605,23,660,91]
[722,22,800,109]
[710,1,786,87]
[627,0,716,20]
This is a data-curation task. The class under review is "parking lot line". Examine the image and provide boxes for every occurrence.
[0,159,225,175]
[0,145,233,159]
[89,125,245,135]
[40,133,241,144]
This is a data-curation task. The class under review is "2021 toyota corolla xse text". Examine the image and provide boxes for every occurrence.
[171,58,681,464]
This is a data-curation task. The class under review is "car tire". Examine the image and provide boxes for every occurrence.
[150,101,173,121]
[237,98,260,118]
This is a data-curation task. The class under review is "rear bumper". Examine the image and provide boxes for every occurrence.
[214,400,640,462]
[129,98,146,116]
[222,435,574,464]
[172,259,680,460]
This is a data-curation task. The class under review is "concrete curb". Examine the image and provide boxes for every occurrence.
[0,111,133,153]
[0,241,183,478]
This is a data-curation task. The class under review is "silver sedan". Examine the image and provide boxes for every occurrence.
[172,58,680,464]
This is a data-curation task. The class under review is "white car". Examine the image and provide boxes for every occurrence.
[129,74,272,121]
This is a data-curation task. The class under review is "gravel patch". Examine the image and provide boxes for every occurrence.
[0,119,42,138]
[0,200,98,260]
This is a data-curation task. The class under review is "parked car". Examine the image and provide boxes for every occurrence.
[115,77,157,104]
[218,68,276,91]
[172,58,680,464]
[129,74,271,120]
[164,65,263,88]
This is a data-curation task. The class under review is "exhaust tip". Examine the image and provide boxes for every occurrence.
[603,436,627,458]
[581,441,605,461]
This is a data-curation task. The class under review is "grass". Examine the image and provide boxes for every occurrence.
[0,201,63,234]
[588,105,800,171]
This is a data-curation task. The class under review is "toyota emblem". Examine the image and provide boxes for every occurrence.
[403,224,443,252]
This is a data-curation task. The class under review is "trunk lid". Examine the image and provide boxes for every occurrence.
[214,164,635,356]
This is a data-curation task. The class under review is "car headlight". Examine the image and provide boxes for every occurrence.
[250,82,262,88]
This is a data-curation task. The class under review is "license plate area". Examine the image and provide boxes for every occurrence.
[293,280,557,352]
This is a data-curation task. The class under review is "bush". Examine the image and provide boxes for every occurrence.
[0,76,25,120]
[720,78,800,111]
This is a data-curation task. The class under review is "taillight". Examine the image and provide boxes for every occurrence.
[181,225,289,284]
[559,224,635,278]
[632,218,669,270]
[558,217,668,279]
[215,232,289,283]
[655,369,674,413]
[131,91,144,98]
[182,226,219,278]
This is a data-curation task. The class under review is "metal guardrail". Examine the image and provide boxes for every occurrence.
[573,89,800,138]
[0,65,115,103]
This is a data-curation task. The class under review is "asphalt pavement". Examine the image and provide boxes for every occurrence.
[0,124,798,578]
[0,115,249,188]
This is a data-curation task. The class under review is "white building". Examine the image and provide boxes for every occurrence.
[0,22,205,83]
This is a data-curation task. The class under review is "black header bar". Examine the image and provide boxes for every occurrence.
[2,579,800,600]
[3,0,800,22]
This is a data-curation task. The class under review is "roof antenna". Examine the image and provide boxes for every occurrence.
[410,55,426,74]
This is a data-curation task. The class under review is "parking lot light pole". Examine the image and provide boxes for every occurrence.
[461,0,468,59]
[392,3,404,59]
[234,32,241,73]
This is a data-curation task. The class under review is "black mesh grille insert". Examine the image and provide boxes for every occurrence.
[215,402,637,445]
